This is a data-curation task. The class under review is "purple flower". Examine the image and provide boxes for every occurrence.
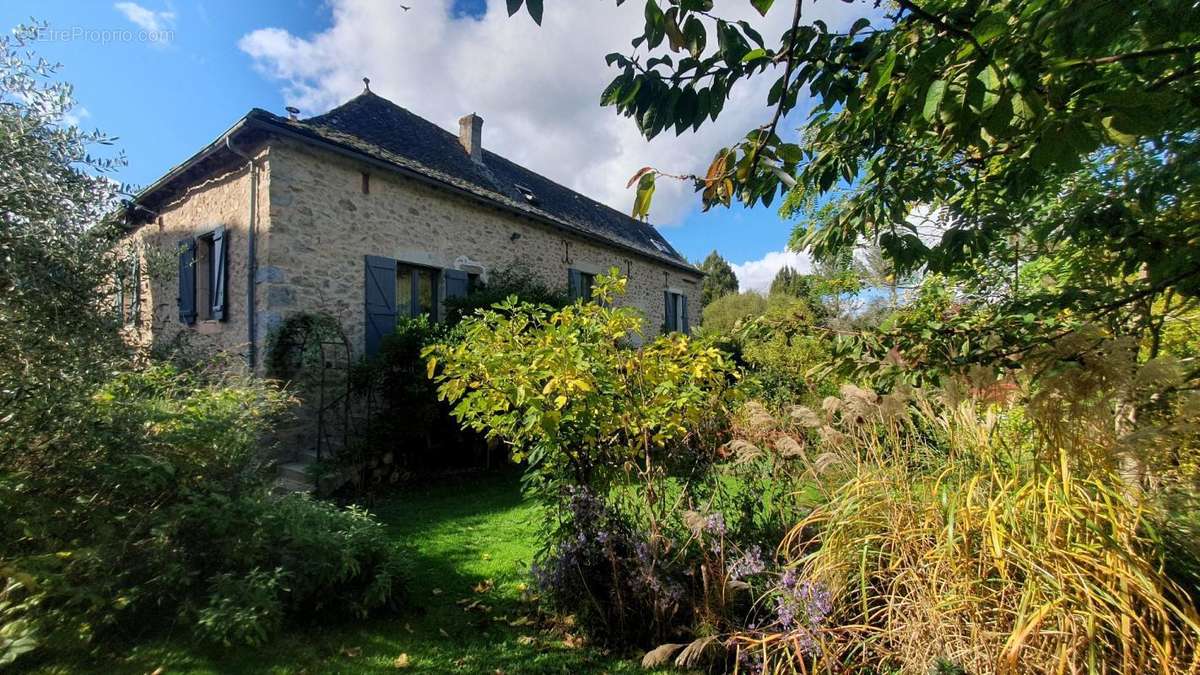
[780,568,797,590]
[768,575,832,655]
[775,596,797,630]
[729,545,766,580]
[796,581,832,626]
[704,512,727,536]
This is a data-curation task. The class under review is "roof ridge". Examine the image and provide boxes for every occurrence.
[283,91,692,268]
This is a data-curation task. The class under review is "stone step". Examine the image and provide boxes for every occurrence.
[272,476,313,495]
[278,460,313,484]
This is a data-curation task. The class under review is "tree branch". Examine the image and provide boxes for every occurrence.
[745,0,803,182]
[895,0,989,63]
[1062,42,1200,68]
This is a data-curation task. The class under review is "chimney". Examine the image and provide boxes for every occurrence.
[285,106,300,121]
[458,113,483,163]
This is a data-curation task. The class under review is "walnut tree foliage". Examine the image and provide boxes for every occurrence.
[509,0,1198,287]
[508,0,1200,383]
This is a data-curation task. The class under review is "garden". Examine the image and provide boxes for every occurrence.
[5,1,1200,673]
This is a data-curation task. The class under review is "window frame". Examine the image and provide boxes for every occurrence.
[568,267,597,302]
[665,290,690,334]
[396,262,440,321]
[179,226,228,324]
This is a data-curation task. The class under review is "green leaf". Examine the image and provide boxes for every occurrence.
[632,172,656,219]
[978,65,1001,113]
[1101,115,1138,146]
[525,0,543,24]
[664,9,686,51]
[644,0,666,49]
[717,21,748,66]
[871,51,897,95]
[683,16,706,58]
[750,0,774,16]
[505,0,524,17]
[741,48,769,64]
[600,74,629,107]
[972,12,1008,44]
[923,80,947,122]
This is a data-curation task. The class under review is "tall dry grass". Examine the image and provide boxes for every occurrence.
[739,353,1200,674]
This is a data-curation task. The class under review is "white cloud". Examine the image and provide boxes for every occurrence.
[731,249,812,295]
[62,105,91,128]
[114,2,175,33]
[238,0,866,226]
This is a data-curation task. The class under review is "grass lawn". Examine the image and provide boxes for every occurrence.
[21,473,670,674]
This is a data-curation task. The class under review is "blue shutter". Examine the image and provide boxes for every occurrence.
[114,267,125,323]
[681,294,690,334]
[364,255,397,356]
[444,269,469,300]
[568,268,583,300]
[130,255,141,325]
[210,226,228,321]
[178,238,196,325]
[663,290,674,332]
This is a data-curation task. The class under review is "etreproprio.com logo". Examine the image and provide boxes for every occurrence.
[35,26,174,45]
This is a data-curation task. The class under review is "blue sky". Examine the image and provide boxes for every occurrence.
[1,1,845,291]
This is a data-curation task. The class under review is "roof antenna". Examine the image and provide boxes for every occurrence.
[362,77,371,93]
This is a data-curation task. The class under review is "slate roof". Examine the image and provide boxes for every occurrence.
[244,91,695,271]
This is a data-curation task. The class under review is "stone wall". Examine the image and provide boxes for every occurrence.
[124,145,273,371]
[262,138,702,358]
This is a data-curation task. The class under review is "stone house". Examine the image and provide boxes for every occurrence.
[119,86,702,484]
[120,86,701,370]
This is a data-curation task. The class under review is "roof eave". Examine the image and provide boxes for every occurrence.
[125,114,256,222]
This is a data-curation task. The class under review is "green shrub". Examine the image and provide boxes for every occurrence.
[427,271,733,496]
[699,292,767,335]
[178,492,407,644]
[735,294,836,406]
[0,366,407,655]
[443,266,571,325]
[196,569,286,647]
[426,272,738,646]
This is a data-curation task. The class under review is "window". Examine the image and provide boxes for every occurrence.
[177,226,227,325]
[396,263,438,319]
[116,253,141,326]
[568,268,596,301]
[664,290,690,334]
[366,257,476,357]
[195,233,214,320]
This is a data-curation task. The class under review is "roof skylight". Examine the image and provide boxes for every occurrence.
[513,184,538,204]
